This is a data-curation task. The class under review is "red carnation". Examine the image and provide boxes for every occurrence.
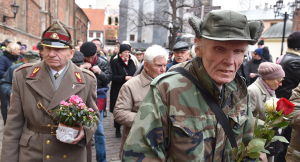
[276,98,295,115]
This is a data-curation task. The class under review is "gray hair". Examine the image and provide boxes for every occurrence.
[144,45,168,64]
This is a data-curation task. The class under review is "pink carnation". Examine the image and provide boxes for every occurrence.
[89,115,93,120]
[69,95,83,104]
[88,108,94,112]
[78,103,86,109]
[60,100,69,107]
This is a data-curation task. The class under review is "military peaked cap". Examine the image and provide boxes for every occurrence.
[41,20,74,49]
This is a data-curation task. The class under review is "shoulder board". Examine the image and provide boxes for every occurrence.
[150,71,179,86]
[81,68,96,79]
[15,63,34,72]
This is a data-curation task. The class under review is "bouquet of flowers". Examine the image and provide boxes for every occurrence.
[53,95,97,143]
[233,97,295,162]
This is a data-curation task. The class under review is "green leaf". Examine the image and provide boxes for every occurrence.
[255,158,260,162]
[232,147,238,155]
[247,138,266,153]
[260,149,270,154]
[271,136,289,143]
[69,117,73,126]
[254,127,261,137]
[262,129,271,135]
[65,117,69,123]
[271,114,284,126]
[241,141,245,153]
[274,121,290,128]
[248,152,260,159]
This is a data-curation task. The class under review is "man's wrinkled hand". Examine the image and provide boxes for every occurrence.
[91,66,101,75]
[80,62,92,69]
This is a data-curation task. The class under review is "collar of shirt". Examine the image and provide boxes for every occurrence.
[146,73,153,81]
[49,66,66,77]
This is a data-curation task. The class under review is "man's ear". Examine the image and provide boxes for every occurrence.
[69,49,75,59]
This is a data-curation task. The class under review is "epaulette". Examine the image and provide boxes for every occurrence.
[81,68,96,79]
[15,63,34,72]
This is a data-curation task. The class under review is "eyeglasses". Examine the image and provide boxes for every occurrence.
[278,78,284,84]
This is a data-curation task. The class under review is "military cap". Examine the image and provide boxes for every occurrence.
[173,41,189,51]
[71,51,85,66]
[135,51,143,55]
[25,50,40,63]
[41,20,74,49]
[189,10,264,45]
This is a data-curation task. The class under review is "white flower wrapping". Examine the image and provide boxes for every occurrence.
[56,123,79,143]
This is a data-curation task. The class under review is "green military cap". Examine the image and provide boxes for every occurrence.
[189,10,264,45]
[25,50,40,63]
[40,20,74,49]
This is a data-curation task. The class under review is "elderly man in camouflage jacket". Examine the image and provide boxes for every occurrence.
[122,10,264,162]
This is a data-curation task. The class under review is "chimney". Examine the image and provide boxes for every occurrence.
[270,5,272,9]
[89,5,92,8]
[264,3,268,11]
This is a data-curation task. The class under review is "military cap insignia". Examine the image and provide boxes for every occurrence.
[53,24,58,29]
[30,67,41,78]
[50,33,59,40]
[75,72,83,83]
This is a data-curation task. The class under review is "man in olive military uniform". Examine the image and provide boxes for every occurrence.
[1,20,100,162]
[122,10,264,161]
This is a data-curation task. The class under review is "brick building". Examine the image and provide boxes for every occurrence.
[0,0,89,50]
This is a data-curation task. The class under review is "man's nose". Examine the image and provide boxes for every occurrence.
[223,52,235,65]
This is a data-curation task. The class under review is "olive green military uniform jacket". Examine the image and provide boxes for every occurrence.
[286,83,300,162]
[1,61,100,162]
[122,58,254,162]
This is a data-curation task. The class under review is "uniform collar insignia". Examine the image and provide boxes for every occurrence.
[30,67,41,78]
[74,72,83,83]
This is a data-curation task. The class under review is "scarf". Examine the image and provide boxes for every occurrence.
[84,56,98,70]
[119,54,129,66]
[260,78,275,96]
[3,50,19,61]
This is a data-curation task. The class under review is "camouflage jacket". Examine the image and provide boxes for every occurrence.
[122,58,254,162]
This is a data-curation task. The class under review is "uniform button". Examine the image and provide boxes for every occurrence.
[46,155,50,159]
[46,140,50,144]
[63,155,67,158]
[47,124,51,127]
[49,110,52,113]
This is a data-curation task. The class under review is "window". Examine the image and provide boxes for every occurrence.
[114,28,118,37]
[108,17,112,25]
[115,17,118,25]
[96,32,101,38]
[271,23,277,26]
[106,39,118,45]
[130,35,135,41]
[89,32,93,38]
[108,28,111,36]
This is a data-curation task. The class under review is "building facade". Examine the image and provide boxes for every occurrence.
[104,5,119,50]
[82,8,105,43]
[0,0,88,50]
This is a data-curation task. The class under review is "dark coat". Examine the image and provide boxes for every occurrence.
[92,56,112,88]
[237,57,250,86]
[0,63,24,97]
[166,59,178,72]
[246,58,266,85]
[276,52,300,99]
[110,54,136,113]
[0,50,19,78]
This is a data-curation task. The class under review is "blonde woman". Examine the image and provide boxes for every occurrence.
[0,42,20,125]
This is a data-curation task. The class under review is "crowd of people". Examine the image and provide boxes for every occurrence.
[1,9,300,162]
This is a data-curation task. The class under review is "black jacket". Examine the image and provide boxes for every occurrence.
[276,52,300,99]
[93,56,112,88]
[246,58,266,85]
[109,54,136,112]
[237,57,250,86]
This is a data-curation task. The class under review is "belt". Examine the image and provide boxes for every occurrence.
[27,121,58,136]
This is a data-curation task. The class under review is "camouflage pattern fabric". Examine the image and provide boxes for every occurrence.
[122,57,254,162]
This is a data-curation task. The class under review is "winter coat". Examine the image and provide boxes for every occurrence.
[0,63,24,97]
[92,56,112,88]
[248,78,275,121]
[1,61,100,162]
[276,49,300,99]
[109,54,136,113]
[0,50,19,78]
[113,69,152,158]
[246,58,266,85]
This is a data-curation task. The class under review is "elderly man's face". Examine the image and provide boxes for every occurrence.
[135,54,143,62]
[43,46,74,71]
[174,50,189,63]
[195,38,247,87]
[144,56,167,79]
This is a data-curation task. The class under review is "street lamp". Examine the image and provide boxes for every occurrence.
[273,0,299,55]
[3,2,19,23]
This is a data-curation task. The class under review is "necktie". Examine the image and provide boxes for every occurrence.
[54,73,59,80]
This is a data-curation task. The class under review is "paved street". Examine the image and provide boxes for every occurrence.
[0,110,123,162]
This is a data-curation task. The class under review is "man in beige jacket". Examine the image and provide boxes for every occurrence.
[113,45,168,158]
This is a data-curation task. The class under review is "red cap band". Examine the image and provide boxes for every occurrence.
[44,32,70,42]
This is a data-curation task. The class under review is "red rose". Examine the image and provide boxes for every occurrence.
[276,98,295,115]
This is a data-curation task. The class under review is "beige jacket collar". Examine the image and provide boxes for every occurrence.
[286,48,300,56]
[140,69,152,87]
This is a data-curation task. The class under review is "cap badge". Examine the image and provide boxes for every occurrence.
[75,72,83,83]
[50,33,59,40]
[53,24,58,29]
[30,67,41,78]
